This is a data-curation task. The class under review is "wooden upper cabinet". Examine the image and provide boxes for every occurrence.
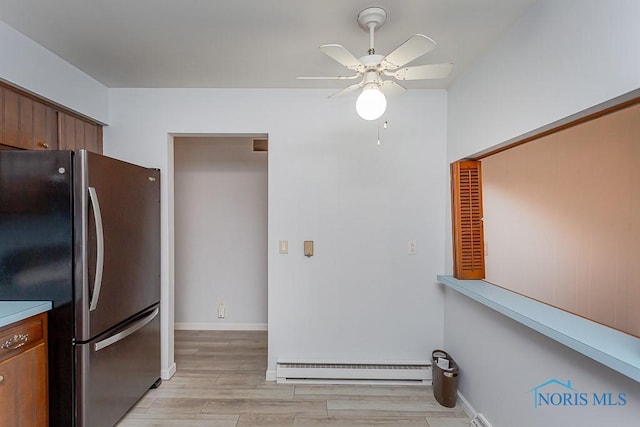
[57,111,79,150]
[1,87,21,148]
[83,120,102,153]
[32,101,58,151]
[58,111,103,153]
[1,83,102,153]
[1,86,58,150]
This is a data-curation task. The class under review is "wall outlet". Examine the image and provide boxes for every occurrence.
[218,303,225,318]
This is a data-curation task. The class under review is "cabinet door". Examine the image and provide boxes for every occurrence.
[0,87,3,145]
[1,88,21,148]
[0,353,18,426]
[0,86,58,150]
[18,96,34,149]
[32,101,58,150]
[83,120,103,153]
[0,343,48,427]
[58,111,79,150]
[58,111,103,153]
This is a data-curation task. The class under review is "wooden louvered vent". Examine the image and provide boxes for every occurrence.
[451,160,485,279]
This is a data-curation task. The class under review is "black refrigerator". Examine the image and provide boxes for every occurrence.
[0,149,161,427]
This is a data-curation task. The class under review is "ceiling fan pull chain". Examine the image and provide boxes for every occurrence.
[377,118,388,146]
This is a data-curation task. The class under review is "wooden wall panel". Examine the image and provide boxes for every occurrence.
[482,102,640,337]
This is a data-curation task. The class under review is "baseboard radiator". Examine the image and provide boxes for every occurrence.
[471,414,492,427]
[276,359,432,385]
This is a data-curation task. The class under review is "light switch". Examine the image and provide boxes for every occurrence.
[304,241,314,257]
[408,240,417,255]
[279,240,288,254]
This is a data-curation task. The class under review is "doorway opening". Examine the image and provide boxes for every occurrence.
[172,134,268,333]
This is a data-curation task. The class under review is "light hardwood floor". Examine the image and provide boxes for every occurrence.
[117,330,470,426]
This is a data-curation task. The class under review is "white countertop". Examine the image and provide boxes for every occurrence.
[0,301,52,328]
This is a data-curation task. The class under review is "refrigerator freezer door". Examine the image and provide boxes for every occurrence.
[0,151,74,304]
[75,150,160,341]
[0,150,76,426]
[75,304,160,427]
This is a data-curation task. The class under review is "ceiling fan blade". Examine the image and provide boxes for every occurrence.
[328,83,362,98]
[296,75,360,80]
[320,44,364,71]
[381,34,437,70]
[379,80,407,96]
[390,63,453,80]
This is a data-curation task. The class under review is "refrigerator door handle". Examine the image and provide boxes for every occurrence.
[94,307,159,352]
[88,186,105,311]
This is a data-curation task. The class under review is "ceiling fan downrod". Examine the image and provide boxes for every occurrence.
[357,7,387,56]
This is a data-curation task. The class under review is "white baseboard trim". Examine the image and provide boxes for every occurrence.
[161,362,177,380]
[265,369,276,382]
[457,390,477,420]
[175,322,268,331]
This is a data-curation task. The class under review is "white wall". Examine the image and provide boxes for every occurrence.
[104,88,448,378]
[173,137,268,329]
[0,20,109,123]
[445,290,640,426]
[448,0,640,163]
[446,1,640,426]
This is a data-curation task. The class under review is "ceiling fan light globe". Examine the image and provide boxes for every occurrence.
[356,87,387,120]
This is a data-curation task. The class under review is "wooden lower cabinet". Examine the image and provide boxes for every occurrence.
[0,313,48,427]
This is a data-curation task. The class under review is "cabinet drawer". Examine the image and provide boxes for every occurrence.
[0,313,47,362]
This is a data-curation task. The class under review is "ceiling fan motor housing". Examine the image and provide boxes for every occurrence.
[360,54,384,70]
[362,69,381,87]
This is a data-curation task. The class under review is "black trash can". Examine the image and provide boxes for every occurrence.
[432,349,459,408]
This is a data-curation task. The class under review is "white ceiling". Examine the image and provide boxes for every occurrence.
[0,0,537,89]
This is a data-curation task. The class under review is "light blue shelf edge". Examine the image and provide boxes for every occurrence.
[437,275,640,383]
[0,301,52,329]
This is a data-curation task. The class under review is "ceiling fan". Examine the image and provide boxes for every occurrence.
[298,7,452,120]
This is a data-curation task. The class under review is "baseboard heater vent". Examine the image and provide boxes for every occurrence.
[471,414,492,427]
[276,359,431,385]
